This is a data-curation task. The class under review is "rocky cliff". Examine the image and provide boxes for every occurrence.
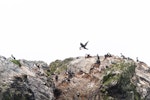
[0,56,55,100]
[48,54,150,100]
[0,54,150,100]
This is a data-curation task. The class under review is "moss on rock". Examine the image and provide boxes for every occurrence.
[101,61,141,100]
[47,57,74,76]
[11,59,21,67]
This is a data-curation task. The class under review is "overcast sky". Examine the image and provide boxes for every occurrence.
[0,0,150,65]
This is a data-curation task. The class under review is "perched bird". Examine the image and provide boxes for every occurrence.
[97,54,100,60]
[11,54,16,60]
[79,41,89,50]
[96,54,100,64]
[120,53,126,59]
[136,57,139,62]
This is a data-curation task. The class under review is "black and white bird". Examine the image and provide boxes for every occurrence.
[79,41,89,50]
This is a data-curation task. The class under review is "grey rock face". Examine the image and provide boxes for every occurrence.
[0,55,55,100]
[133,62,150,99]
[27,76,54,100]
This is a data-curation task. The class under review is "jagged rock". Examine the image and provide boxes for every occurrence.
[133,62,150,99]
[0,55,55,100]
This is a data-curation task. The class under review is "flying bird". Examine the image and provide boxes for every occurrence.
[79,41,89,50]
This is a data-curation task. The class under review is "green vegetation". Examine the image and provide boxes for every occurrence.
[10,55,21,67]
[101,61,141,99]
[11,59,21,67]
[46,57,73,76]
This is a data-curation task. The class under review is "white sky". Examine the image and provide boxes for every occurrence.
[0,0,150,65]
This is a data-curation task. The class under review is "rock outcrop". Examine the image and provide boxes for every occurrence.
[1,54,150,100]
[0,55,55,100]
[48,55,150,100]
[134,62,150,99]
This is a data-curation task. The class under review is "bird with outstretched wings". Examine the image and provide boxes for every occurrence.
[79,41,89,50]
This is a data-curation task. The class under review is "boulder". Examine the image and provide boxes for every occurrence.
[0,55,55,100]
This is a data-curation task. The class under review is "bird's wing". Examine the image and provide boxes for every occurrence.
[80,43,84,47]
[84,41,89,46]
